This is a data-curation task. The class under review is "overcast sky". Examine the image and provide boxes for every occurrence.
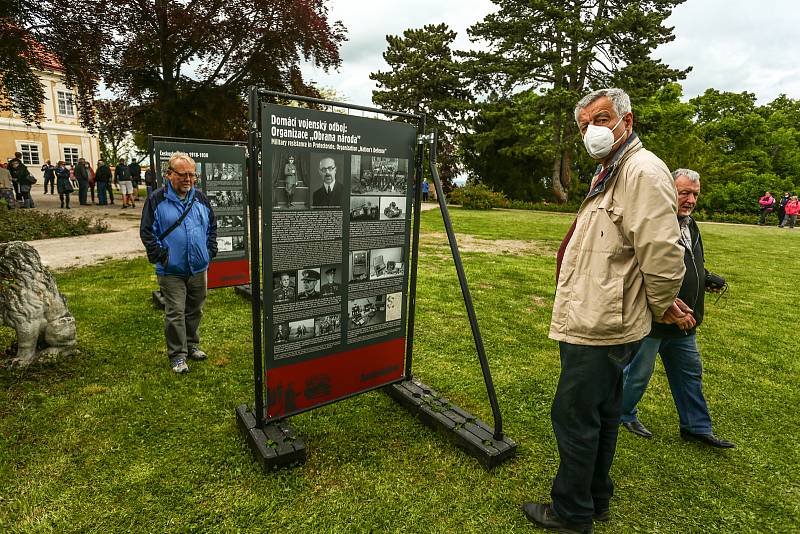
[301,0,800,107]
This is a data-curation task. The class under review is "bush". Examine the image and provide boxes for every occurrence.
[0,207,109,242]
[447,183,509,209]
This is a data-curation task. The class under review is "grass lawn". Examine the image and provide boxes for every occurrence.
[1,208,798,532]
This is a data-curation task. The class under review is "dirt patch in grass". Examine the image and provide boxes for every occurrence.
[422,231,553,256]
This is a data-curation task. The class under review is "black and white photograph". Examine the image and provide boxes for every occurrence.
[349,196,380,221]
[272,271,296,303]
[349,250,369,282]
[348,295,386,328]
[207,190,243,209]
[231,235,246,252]
[385,291,403,322]
[310,153,345,208]
[319,265,341,297]
[379,196,405,220]
[206,162,242,181]
[216,236,233,252]
[271,150,310,209]
[350,155,409,195]
[288,318,315,341]
[369,247,404,280]
[296,268,321,300]
[273,322,290,344]
[217,214,244,229]
[314,314,341,336]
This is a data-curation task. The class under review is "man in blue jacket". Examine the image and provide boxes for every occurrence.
[140,152,217,373]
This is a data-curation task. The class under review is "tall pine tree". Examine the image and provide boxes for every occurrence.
[370,23,471,190]
[463,0,689,202]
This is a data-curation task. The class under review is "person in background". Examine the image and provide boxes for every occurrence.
[75,157,90,205]
[115,158,134,208]
[422,178,430,202]
[620,168,735,449]
[782,195,800,229]
[129,158,142,201]
[145,166,157,197]
[95,159,112,205]
[41,160,56,195]
[8,151,23,201]
[0,162,15,208]
[758,191,775,225]
[86,161,96,204]
[777,192,790,227]
[55,160,73,209]
[11,158,34,208]
[69,164,78,190]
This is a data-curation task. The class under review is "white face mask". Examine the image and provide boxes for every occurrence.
[582,116,626,159]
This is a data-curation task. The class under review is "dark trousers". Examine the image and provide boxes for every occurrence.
[97,181,108,204]
[158,272,207,360]
[78,179,89,204]
[106,181,115,204]
[12,180,21,200]
[59,193,71,208]
[44,175,55,194]
[550,341,638,526]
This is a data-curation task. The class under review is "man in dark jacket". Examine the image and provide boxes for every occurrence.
[140,152,217,374]
[41,160,56,194]
[9,151,23,201]
[75,157,90,205]
[128,159,142,195]
[620,168,735,448]
[95,160,112,205]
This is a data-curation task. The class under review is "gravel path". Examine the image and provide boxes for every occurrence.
[25,189,440,271]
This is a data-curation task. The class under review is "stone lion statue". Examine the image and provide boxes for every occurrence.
[0,241,77,367]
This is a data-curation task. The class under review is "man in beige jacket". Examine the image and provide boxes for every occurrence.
[523,88,688,534]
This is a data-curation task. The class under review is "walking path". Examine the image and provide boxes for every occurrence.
[25,189,440,271]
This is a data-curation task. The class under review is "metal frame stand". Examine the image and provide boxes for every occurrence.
[237,88,514,471]
[384,129,516,469]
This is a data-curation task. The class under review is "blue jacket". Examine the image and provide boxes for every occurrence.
[140,182,218,277]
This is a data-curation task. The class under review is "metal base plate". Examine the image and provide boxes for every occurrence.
[234,284,253,300]
[235,404,306,471]
[384,379,517,469]
[151,290,165,310]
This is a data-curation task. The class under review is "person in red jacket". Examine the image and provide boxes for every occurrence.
[758,191,775,225]
[781,195,800,228]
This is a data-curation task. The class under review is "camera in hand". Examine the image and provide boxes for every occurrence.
[705,271,726,290]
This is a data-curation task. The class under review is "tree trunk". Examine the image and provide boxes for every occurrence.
[550,113,568,203]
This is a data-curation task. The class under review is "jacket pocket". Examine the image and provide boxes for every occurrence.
[565,274,624,338]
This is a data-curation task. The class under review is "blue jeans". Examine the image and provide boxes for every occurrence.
[550,341,638,526]
[621,334,712,434]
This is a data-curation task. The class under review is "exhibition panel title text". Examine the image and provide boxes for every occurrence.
[270,114,387,154]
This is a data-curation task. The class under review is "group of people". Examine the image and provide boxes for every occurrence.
[521,87,734,534]
[1,153,158,210]
[759,191,800,228]
[117,89,744,533]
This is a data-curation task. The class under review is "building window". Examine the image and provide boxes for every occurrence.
[63,147,80,166]
[19,143,41,166]
[57,91,76,117]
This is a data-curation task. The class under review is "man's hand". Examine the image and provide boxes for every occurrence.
[659,298,696,330]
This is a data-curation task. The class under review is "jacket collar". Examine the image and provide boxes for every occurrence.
[586,132,641,199]
[165,180,196,203]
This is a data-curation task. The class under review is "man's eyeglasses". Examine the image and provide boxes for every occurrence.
[320,166,336,173]
[169,168,197,179]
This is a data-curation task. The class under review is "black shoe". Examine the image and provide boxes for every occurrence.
[622,420,653,439]
[593,509,610,522]
[680,429,735,448]
[522,503,593,534]
[188,346,208,361]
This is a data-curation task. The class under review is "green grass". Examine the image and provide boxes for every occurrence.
[1,208,798,532]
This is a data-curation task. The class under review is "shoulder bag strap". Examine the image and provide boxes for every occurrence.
[158,195,196,241]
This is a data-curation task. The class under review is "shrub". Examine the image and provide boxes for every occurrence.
[447,183,509,210]
[0,208,109,243]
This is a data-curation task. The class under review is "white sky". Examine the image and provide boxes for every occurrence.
[301,0,800,106]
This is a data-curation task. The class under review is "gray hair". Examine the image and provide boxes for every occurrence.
[574,88,632,125]
[672,168,700,182]
[168,151,196,171]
